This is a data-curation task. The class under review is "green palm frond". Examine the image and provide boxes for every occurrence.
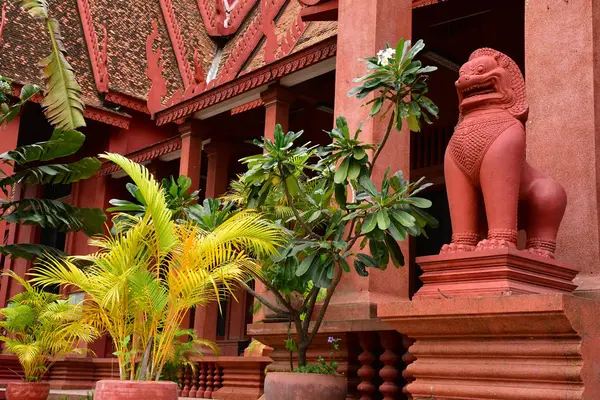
[200,211,284,258]
[100,153,176,253]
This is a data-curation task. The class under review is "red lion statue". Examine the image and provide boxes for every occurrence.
[441,48,567,258]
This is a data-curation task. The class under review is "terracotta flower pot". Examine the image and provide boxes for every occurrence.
[94,380,178,400]
[6,381,50,400]
[264,372,347,400]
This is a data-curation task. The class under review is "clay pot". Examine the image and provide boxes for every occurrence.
[94,380,178,400]
[6,381,50,400]
[264,372,347,400]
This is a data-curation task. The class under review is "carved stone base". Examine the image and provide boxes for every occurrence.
[379,294,600,399]
[414,248,579,298]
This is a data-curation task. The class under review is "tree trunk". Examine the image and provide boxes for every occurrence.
[298,343,308,368]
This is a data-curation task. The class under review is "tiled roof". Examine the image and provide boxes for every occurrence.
[0,0,445,123]
[86,0,183,100]
[0,0,338,117]
[0,1,101,107]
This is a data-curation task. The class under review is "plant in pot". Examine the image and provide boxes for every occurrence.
[0,272,98,400]
[230,38,439,399]
[29,154,284,400]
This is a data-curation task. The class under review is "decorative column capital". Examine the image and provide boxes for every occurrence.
[260,85,295,108]
[177,119,205,138]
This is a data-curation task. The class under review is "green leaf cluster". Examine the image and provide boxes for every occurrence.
[0,126,105,259]
[349,39,439,132]
[109,175,207,233]
[232,37,440,370]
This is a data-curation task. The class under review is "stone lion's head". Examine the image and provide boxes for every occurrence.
[455,48,528,122]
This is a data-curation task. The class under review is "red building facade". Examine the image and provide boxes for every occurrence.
[2,0,600,398]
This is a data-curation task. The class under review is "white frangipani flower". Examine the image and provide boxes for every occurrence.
[377,48,396,66]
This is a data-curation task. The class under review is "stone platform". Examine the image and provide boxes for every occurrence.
[379,293,600,399]
[414,248,579,298]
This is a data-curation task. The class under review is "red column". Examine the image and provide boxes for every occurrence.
[178,121,203,192]
[178,121,203,334]
[332,0,413,307]
[261,85,294,139]
[0,117,21,307]
[194,137,231,344]
[525,0,600,293]
[0,117,20,253]
[203,138,231,198]
[252,87,293,323]
[65,175,112,256]
[0,184,42,307]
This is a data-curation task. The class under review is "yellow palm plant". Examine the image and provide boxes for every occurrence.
[0,271,98,382]
[29,153,283,381]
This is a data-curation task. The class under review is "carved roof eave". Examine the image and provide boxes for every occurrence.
[155,36,337,125]
[84,107,131,129]
[10,84,131,129]
[104,91,150,114]
[98,135,182,176]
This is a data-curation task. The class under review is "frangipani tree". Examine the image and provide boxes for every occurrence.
[230,38,439,369]
[30,154,284,381]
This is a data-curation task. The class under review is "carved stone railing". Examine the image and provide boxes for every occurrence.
[178,356,271,399]
[354,331,411,400]
[0,355,271,400]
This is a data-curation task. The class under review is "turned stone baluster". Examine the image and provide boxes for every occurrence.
[177,366,183,396]
[378,331,400,400]
[213,363,222,390]
[196,362,206,398]
[357,332,379,400]
[401,335,416,400]
[181,365,191,397]
[204,362,214,398]
[188,367,199,397]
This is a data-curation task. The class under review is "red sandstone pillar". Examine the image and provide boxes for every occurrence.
[178,121,203,193]
[0,117,20,258]
[178,121,204,334]
[252,86,293,323]
[65,175,112,256]
[333,0,413,306]
[193,138,231,343]
[261,85,294,139]
[64,174,114,357]
[525,0,600,293]
[0,184,42,307]
[204,138,231,198]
